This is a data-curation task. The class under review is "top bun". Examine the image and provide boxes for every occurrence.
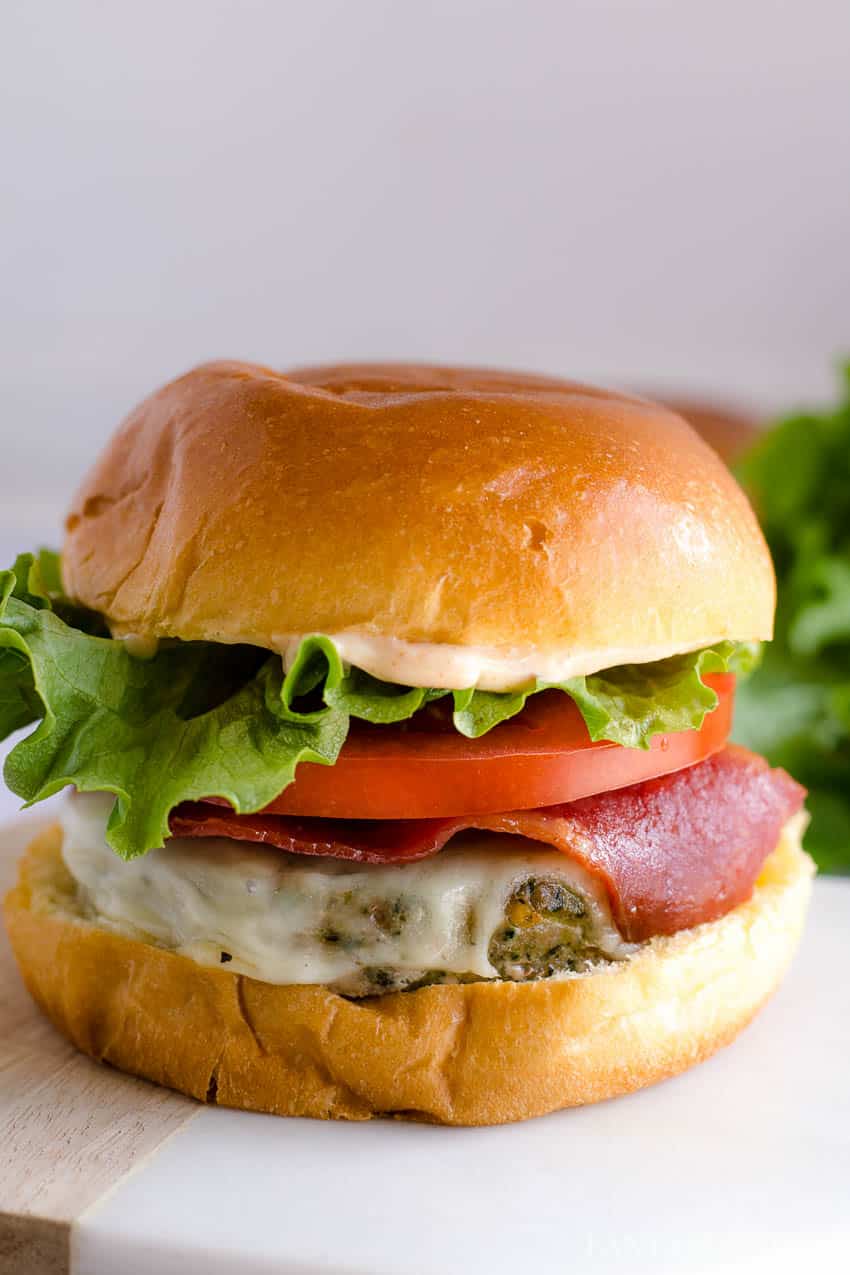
[62,361,774,689]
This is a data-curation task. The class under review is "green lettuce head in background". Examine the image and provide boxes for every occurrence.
[0,550,754,860]
[734,362,850,873]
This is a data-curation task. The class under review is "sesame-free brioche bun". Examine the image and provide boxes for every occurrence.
[4,818,812,1126]
[62,362,774,684]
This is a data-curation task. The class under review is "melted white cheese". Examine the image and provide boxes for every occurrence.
[277,631,728,691]
[59,794,632,991]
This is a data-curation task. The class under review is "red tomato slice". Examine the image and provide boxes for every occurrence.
[261,674,735,819]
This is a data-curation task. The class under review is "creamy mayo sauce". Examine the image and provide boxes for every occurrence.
[277,631,729,691]
[117,633,161,659]
[115,628,726,691]
[59,794,631,992]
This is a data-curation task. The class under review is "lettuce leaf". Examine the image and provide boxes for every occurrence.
[448,641,757,743]
[0,555,348,858]
[734,362,850,872]
[0,552,752,858]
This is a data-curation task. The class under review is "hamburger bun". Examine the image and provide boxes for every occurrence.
[3,817,813,1127]
[62,362,774,686]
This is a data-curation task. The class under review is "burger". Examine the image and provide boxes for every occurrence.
[1,361,812,1126]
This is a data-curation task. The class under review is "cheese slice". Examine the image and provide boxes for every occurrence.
[59,793,634,995]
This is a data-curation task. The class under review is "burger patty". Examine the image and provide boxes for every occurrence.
[60,793,633,996]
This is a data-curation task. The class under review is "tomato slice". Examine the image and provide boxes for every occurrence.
[261,674,735,819]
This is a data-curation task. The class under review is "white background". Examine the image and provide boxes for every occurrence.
[2,0,850,538]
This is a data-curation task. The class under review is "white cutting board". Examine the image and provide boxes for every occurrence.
[1,814,848,1275]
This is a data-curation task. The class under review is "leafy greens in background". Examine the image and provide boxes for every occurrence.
[734,362,850,873]
[0,551,753,860]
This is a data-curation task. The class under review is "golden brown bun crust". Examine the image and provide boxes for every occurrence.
[4,822,812,1126]
[62,361,774,658]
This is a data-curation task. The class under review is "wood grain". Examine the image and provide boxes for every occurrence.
[0,818,198,1274]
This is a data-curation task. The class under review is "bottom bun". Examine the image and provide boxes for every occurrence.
[3,819,813,1126]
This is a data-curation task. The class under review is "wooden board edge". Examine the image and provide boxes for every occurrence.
[0,1212,68,1275]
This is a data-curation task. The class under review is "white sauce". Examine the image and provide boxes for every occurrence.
[277,631,728,692]
[59,794,631,991]
[115,628,728,691]
[118,633,160,659]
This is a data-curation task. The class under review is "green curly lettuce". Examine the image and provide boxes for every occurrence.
[0,556,348,859]
[446,641,757,742]
[734,362,850,873]
[0,551,753,859]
